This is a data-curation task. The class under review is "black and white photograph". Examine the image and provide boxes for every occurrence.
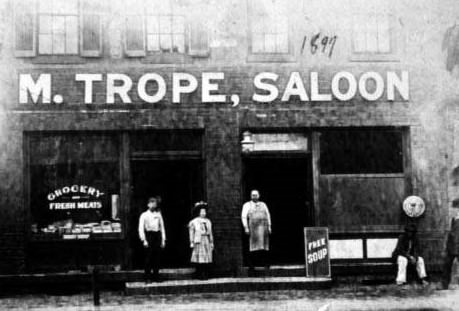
[0,0,459,310]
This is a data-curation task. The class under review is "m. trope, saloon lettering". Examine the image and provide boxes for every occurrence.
[19,71,409,105]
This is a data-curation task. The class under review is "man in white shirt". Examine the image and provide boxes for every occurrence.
[241,189,272,276]
[138,197,166,282]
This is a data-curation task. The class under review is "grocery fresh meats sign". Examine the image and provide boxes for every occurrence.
[18,71,409,106]
[47,185,104,211]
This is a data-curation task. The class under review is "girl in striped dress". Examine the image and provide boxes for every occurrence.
[188,201,214,279]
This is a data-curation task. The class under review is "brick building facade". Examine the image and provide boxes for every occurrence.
[1,0,459,275]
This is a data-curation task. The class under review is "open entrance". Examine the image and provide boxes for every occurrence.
[130,159,203,268]
[128,130,204,269]
[243,156,313,265]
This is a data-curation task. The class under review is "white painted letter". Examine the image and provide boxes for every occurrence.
[387,71,409,101]
[75,74,102,104]
[331,71,357,101]
[137,73,166,103]
[359,72,384,101]
[19,74,51,104]
[202,72,226,103]
[172,73,198,103]
[310,72,332,101]
[281,72,309,101]
[106,74,132,104]
[252,72,279,103]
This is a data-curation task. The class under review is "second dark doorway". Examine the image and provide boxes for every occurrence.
[243,156,313,265]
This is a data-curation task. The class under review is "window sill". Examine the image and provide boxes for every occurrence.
[247,53,296,63]
[349,53,400,63]
[139,53,190,64]
[320,173,405,178]
[29,234,124,242]
[31,56,88,65]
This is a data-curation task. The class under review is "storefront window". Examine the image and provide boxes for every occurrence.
[320,129,404,175]
[28,133,121,240]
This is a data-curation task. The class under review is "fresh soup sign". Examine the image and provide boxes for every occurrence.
[19,71,409,106]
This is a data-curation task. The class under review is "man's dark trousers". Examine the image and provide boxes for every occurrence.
[145,231,161,281]
[442,254,458,288]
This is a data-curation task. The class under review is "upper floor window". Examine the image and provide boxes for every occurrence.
[38,0,79,55]
[14,0,103,57]
[125,0,208,58]
[351,0,399,61]
[247,0,293,62]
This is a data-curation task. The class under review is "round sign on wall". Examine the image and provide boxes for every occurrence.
[403,196,425,217]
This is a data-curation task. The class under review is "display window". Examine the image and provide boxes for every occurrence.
[28,132,122,240]
[320,129,404,175]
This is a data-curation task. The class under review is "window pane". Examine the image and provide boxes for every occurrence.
[365,18,378,52]
[53,34,66,54]
[353,17,366,53]
[82,15,101,51]
[147,34,160,51]
[378,16,391,53]
[38,34,52,54]
[52,16,66,34]
[252,19,264,34]
[252,34,264,53]
[264,34,276,53]
[146,16,159,34]
[126,16,144,51]
[172,34,184,53]
[172,16,184,34]
[276,34,288,53]
[66,16,78,37]
[250,0,288,54]
[277,17,288,34]
[29,133,120,236]
[265,20,276,34]
[65,16,78,53]
[39,15,53,34]
[320,130,404,174]
[160,34,172,51]
[159,16,171,34]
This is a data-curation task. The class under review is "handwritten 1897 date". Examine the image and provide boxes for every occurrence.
[301,33,338,58]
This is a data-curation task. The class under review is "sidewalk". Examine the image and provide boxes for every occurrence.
[1,282,458,311]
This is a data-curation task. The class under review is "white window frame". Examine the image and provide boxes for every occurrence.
[37,0,80,56]
[247,0,295,62]
[125,0,189,57]
[349,0,400,62]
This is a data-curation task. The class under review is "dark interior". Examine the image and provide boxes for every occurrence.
[130,159,203,268]
[243,156,313,265]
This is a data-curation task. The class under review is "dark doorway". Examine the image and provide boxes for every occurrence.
[243,156,313,265]
[130,159,203,268]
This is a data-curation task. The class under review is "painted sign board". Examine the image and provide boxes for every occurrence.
[47,184,105,211]
[304,227,331,278]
